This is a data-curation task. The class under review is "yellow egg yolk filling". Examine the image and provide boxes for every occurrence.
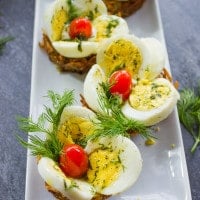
[87,148,123,191]
[51,9,68,41]
[57,116,95,145]
[93,19,119,42]
[129,79,171,111]
[101,39,143,77]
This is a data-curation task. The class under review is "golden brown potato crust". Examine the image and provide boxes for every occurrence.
[103,0,146,17]
[39,34,96,74]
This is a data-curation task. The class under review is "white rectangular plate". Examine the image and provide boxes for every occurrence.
[25,0,192,199]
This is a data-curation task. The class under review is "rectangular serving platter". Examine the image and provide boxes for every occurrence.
[25,0,192,199]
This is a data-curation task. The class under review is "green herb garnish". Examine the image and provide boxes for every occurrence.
[17,90,74,161]
[87,10,94,21]
[67,0,79,22]
[17,84,153,160]
[86,82,153,142]
[64,180,79,190]
[0,36,13,54]
[177,83,200,153]
[76,38,83,51]
[106,19,119,37]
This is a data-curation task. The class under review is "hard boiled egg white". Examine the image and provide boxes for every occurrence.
[139,37,165,80]
[59,105,96,125]
[52,14,129,58]
[43,0,69,42]
[85,135,142,195]
[38,157,96,200]
[83,64,106,112]
[122,78,180,126]
[52,40,99,58]
[69,0,107,19]
[96,34,165,80]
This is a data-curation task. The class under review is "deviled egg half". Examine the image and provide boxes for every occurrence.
[43,0,129,58]
[83,34,180,126]
[96,34,165,80]
[122,78,180,126]
[38,106,142,200]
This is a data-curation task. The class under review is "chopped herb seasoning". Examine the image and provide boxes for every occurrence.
[129,80,171,111]
[87,10,94,21]
[87,148,123,190]
[106,19,119,37]
[77,39,83,52]
[94,5,98,14]
[100,39,143,77]
[63,180,79,190]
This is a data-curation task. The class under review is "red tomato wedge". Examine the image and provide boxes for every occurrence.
[59,144,88,178]
[69,17,92,39]
[109,70,132,100]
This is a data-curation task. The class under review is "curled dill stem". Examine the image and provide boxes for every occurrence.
[177,83,200,153]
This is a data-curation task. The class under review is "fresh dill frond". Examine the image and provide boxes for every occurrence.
[67,0,79,22]
[89,111,152,141]
[87,82,153,141]
[44,90,74,132]
[17,90,74,161]
[17,131,63,161]
[16,114,51,134]
[97,82,122,114]
[177,83,200,153]
[0,36,14,54]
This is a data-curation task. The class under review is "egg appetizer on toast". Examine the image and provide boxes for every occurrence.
[17,90,151,200]
[40,0,129,73]
[83,34,180,126]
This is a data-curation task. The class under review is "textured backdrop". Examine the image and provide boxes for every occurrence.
[0,0,199,199]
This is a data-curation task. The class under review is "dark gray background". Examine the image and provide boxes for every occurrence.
[0,0,199,199]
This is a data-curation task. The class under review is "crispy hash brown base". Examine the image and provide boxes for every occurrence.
[103,0,146,17]
[39,34,96,74]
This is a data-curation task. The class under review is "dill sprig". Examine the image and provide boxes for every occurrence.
[67,0,79,22]
[17,90,74,161]
[87,82,153,141]
[17,131,62,161]
[44,90,74,132]
[177,83,200,153]
[0,36,14,54]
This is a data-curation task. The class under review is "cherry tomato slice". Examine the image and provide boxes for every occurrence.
[59,144,88,178]
[69,18,92,39]
[109,70,132,100]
